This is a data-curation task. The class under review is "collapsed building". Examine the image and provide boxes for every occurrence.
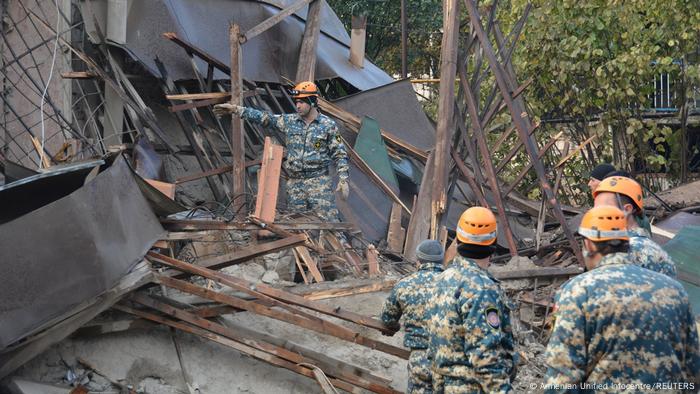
[1,0,699,393]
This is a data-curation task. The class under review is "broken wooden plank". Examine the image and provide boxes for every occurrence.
[166,92,231,100]
[254,137,284,236]
[295,0,323,82]
[300,280,396,300]
[148,252,393,334]
[491,266,582,280]
[386,202,405,253]
[145,179,176,200]
[230,23,246,218]
[133,293,381,390]
[168,96,229,112]
[403,152,434,262]
[161,219,354,232]
[60,71,97,79]
[243,0,313,42]
[115,304,366,394]
[366,245,380,277]
[154,275,409,359]
[292,249,312,284]
[294,246,324,283]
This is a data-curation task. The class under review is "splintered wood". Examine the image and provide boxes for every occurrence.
[254,137,284,237]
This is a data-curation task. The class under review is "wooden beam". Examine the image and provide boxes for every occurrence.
[254,137,284,236]
[60,71,97,79]
[166,92,231,100]
[430,0,460,231]
[153,275,409,359]
[230,24,246,218]
[295,0,323,82]
[491,266,582,280]
[168,96,229,112]
[294,246,324,282]
[318,98,428,161]
[148,252,393,334]
[403,152,435,262]
[115,304,366,394]
[161,219,354,231]
[299,280,397,300]
[243,0,313,43]
[366,245,380,277]
[386,202,405,253]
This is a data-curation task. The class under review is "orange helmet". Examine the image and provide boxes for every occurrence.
[578,206,629,242]
[291,81,319,99]
[592,176,643,210]
[456,207,497,246]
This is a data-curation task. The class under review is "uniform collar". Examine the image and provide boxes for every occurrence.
[294,111,322,124]
[449,255,494,279]
[628,226,651,238]
[418,262,443,272]
[596,252,630,268]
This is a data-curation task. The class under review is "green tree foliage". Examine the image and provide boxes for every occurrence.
[327,0,444,77]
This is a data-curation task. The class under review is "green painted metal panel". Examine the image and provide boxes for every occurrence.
[354,116,399,189]
[662,225,700,314]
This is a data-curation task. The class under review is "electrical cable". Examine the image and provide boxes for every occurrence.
[38,0,61,168]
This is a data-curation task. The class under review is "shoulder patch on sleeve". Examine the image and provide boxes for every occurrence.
[485,306,501,329]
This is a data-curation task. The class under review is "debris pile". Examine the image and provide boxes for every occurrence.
[4,0,697,393]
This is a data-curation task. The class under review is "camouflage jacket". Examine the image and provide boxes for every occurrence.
[380,262,443,349]
[426,255,516,393]
[544,253,700,393]
[239,108,349,180]
[628,226,677,278]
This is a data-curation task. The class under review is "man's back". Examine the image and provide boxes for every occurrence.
[545,255,699,389]
[380,262,443,349]
[628,228,677,278]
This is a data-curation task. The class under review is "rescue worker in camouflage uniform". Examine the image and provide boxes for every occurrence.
[425,207,516,394]
[593,176,677,277]
[214,81,349,221]
[544,206,700,392]
[381,240,445,394]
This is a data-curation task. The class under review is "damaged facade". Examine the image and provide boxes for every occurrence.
[1,0,698,393]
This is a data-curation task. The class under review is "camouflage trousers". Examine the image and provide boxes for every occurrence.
[432,375,509,394]
[408,349,434,394]
[286,174,340,222]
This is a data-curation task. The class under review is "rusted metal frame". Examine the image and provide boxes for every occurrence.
[115,304,364,394]
[263,83,285,113]
[243,0,314,42]
[2,21,81,71]
[155,247,384,333]
[536,141,569,250]
[450,149,489,207]
[468,0,498,96]
[479,77,532,132]
[161,218,353,231]
[494,124,538,173]
[27,10,177,153]
[156,60,228,202]
[477,11,530,123]
[458,71,518,255]
[431,0,460,237]
[295,0,323,82]
[502,132,561,196]
[454,71,487,189]
[154,274,409,359]
[464,0,584,266]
